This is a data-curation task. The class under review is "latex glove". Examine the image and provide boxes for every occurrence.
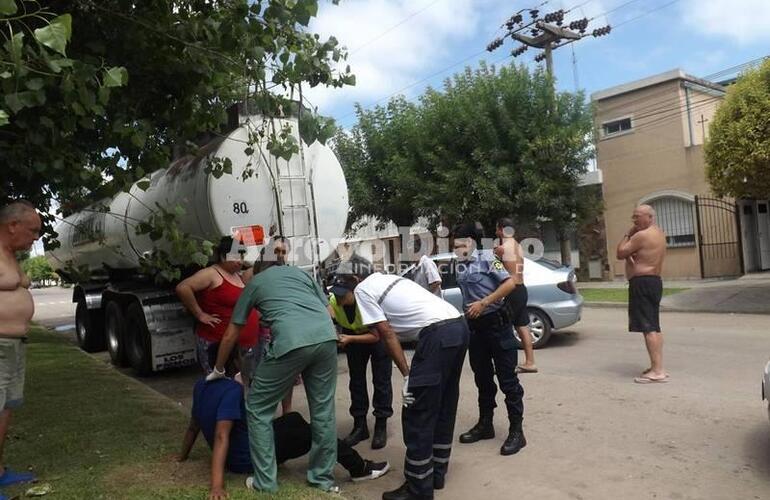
[402,376,415,408]
[205,366,226,382]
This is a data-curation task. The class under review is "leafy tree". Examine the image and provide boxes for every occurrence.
[706,59,770,199]
[1,0,352,281]
[335,62,594,255]
[21,255,56,282]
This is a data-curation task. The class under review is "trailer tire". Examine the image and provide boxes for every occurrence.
[125,302,153,376]
[105,302,129,367]
[75,300,105,352]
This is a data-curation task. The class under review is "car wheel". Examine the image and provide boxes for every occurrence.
[125,302,153,376]
[75,300,105,352]
[105,301,129,367]
[512,308,552,349]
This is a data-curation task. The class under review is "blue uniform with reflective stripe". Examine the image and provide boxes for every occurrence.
[456,250,525,427]
[456,250,510,312]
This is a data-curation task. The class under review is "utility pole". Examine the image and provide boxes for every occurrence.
[487,8,612,267]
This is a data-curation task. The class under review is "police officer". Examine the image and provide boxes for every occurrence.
[340,259,469,500]
[329,274,393,449]
[452,223,526,456]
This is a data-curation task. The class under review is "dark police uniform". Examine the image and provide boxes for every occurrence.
[354,273,468,499]
[329,294,393,424]
[457,250,525,430]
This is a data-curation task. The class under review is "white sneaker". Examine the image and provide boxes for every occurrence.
[245,476,255,490]
[351,460,390,482]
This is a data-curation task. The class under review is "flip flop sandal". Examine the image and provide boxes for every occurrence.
[634,375,668,384]
[516,365,538,374]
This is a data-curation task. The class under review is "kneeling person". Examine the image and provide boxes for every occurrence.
[178,377,389,499]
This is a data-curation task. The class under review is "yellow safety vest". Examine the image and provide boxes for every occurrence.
[328,294,368,334]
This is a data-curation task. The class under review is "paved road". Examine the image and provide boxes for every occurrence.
[32,288,770,499]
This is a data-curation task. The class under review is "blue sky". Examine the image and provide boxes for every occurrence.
[305,0,770,129]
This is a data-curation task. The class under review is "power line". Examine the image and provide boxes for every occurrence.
[348,0,444,56]
[336,0,670,128]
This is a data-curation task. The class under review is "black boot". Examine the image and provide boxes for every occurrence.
[500,421,526,456]
[382,481,429,500]
[371,418,387,449]
[459,415,495,444]
[343,417,369,447]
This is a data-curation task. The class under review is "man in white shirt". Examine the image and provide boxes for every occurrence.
[412,254,442,297]
[340,261,469,500]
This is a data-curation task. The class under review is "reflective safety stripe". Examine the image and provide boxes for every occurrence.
[432,456,450,464]
[432,443,452,450]
[405,468,434,480]
[405,456,432,467]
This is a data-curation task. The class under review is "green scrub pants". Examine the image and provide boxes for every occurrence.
[245,340,338,492]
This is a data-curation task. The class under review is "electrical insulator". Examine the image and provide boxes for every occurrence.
[592,25,611,37]
[544,9,564,23]
[569,18,589,31]
[486,37,504,52]
[530,9,539,18]
[531,28,539,36]
[511,45,528,57]
[534,53,546,62]
[513,14,523,24]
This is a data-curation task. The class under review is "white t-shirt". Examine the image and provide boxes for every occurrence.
[355,272,461,334]
[413,255,442,296]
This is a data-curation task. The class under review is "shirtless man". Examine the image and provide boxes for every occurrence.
[494,218,537,373]
[0,201,42,491]
[615,205,667,384]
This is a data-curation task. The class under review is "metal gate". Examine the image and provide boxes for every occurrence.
[694,196,744,278]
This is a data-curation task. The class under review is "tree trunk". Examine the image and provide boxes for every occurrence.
[559,236,572,266]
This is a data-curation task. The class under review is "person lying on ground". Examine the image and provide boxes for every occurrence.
[178,376,389,499]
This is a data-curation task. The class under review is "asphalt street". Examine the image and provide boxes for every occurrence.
[32,287,770,500]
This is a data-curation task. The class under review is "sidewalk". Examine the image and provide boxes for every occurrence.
[580,271,770,315]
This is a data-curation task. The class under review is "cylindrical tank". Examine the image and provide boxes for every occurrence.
[47,117,349,276]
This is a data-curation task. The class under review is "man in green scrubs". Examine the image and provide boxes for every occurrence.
[210,251,338,494]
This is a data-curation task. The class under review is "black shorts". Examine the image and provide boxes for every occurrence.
[503,284,530,328]
[628,275,662,333]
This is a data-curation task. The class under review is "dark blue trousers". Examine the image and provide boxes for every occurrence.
[346,340,393,419]
[467,314,524,423]
[402,318,470,498]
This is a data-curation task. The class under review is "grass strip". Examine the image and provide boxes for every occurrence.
[4,327,333,499]
[579,288,689,303]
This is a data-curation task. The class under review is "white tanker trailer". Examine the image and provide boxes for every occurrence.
[46,117,349,374]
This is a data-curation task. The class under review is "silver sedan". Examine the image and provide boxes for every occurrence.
[401,252,583,348]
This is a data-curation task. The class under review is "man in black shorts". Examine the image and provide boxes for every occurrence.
[495,218,537,373]
[616,205,668,384]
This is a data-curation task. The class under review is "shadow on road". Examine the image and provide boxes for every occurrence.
[545,330,580,349]
[744,422,770,480]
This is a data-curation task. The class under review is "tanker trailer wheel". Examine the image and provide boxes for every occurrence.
[104,302,129,367]
[75,300,105,352]
[125,302,153,376]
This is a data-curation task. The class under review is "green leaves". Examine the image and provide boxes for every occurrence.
[336,62,594,231]
[102,66,128,88]
[0,110,8,126]
[34,14,72,56]
[706,59,770,199]
[0,0,17,16]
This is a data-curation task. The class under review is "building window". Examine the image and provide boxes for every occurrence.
[649,197,696,248]
[602,117,633,137]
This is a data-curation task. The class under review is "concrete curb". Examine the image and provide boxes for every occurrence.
[583,301,770,315]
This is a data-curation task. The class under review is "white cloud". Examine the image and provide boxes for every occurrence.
[681,0,770,44]
[305,0,500,114]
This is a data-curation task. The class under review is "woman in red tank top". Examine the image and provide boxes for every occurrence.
[176,237,268,380]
